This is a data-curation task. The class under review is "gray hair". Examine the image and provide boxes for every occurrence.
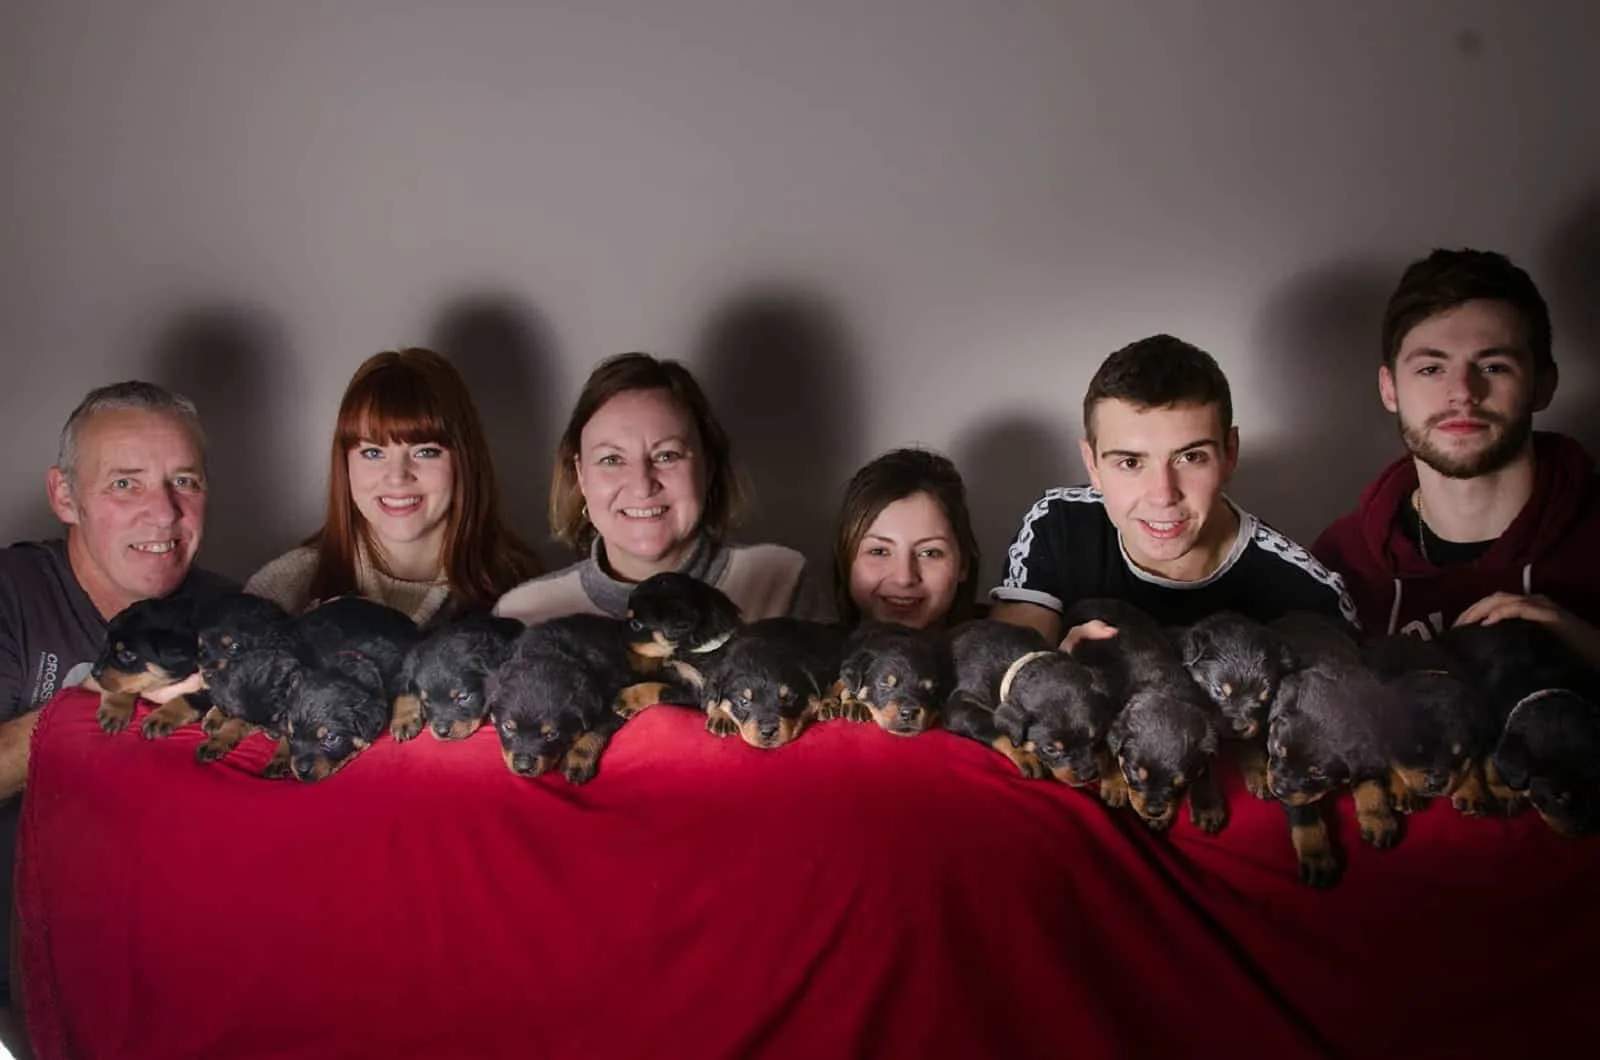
[56,381,207,485]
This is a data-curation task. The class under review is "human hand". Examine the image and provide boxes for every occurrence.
[1454,592,1600,669]
[143,670,207,704]
[1061,620,1118,654]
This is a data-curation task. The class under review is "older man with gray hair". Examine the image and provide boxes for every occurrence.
[0,380,235,1007]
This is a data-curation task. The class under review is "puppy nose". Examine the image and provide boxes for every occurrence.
[758,721,779,739]
[1144,800,1168,817]
[431,719,452,738]
[897,706,919,723]
[512,752,535,774]
[291,755,317,777]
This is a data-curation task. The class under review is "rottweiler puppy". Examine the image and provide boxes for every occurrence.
[1491,688,1600,837]
[485,614,643,783]
[1359,634,1493,814]
[87,594,212,738]
[280,655,391,782]
[942,619,1124,804]
[1438,617,1600,814]
[192,593,303,768]
[698,618,846,749]
[1265,656,1412,887]
[623,572,744,689]
[1176,610,1296,798]
[391,612,523,741]
[1064,599,1225,830]
[293,595,420,693]
[824,621,949,734]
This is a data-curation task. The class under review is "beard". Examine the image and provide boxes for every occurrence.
[1399,406,1534,479]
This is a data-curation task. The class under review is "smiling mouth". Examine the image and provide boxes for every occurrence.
[621,507,667,519]
[131,540,179,555]
[1138,518,1187,538]
[378,496,423,513]
[879,596,924,609]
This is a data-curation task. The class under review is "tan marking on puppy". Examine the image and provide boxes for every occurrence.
[1353,778,1398,848]
[390,693,424,740]
[195,717,254,763]
[1290,817,1339,886]
[140,695,202,739]
[1127,788,1177,831]
[144,670,206,704]
[563,731,607,784]
[628,633,676,660]
[1237,743,1270,799]
[1096,747,1129,807]
[200,705,227,735]
[615,681,670,719]
[993,734,1044,778]
[1450,759,1492,816]
[95,691,139,734]
[705,699,738,738]
[1187,770,1227,834]
[1389,766,1426,814]
[866,700,931,736]
[433,717,484,741]
[263,737,292,779]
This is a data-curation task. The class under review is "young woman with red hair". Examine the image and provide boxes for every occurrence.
[246,348,540,627]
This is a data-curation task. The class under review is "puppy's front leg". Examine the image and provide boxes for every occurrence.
[389,693,425,741]
[704,699,739,738]
[96,691,139,735]
[1353,777,1399,849]
[1482,757,1529,815]
[1237,741,1271,800]
[1285,803,1340,888]
[262,736,292,780]
[195,717,253,763]
[562,729,613,785]
[141,695,202,739]
[1186,770,1227,834]
[1094,745,1128,808]
[615,681,671,719]
[1451,758,1492,817]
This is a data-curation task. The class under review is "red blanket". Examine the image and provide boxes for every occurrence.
[18,687,1600,1059]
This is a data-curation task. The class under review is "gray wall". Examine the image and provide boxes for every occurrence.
[3,0,1598,587]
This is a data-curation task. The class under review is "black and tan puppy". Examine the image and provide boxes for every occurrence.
[942,619,1124,804]
[1491,688,1600,837]
[1176,611,1296,799]
[1065,599,1225,831]
[1438,617,1600,813]
[390,612,523,741]
[1359,634,1492,814]
[1265,654,1413,887]
[624,571,743,683]
[484,614,641,783]
[280,655,391,782]
[698,618,846,749]
[87,594,213,738]
[825,621,948,735]
[192,593,303,767]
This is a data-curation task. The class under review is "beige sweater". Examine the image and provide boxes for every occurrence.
[244,544,454,627]
[494,537,829,626]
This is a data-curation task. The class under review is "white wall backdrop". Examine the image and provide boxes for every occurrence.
[3,0,1599,588]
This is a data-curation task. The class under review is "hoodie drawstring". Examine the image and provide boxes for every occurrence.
[1523,563,1532,595]
[1388,579,1403,636]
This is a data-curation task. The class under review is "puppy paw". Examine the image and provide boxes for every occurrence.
[1098,772,1129,809]
[140,711,179,740]
[1298,850,1341,889]
[1451,789,1491,818]
[262,742,292,780]
[200,706,226,735]
[841,698,872,724]
[194,738,229,764]
[390,716,424,742]
[1359,811,1399,850]
[705,713,738,738]
[563,758,599,785]
[1192,803,1227,835]
[96,695,137,735]
[1243,765,1272,800]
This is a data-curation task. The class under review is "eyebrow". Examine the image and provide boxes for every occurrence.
[864,533,951,546]
[1100,439,1218,460]
[588,436,690,451]
[1401,345,1525,362]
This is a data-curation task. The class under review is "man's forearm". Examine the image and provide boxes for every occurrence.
[0,709,40,801]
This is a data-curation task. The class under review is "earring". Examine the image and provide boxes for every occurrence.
[581,504,589,521]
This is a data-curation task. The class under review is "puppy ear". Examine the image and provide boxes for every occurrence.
[838,651,862,693]
[993,700,1028,745]
[709,591,743,634]
[1276,639,1297,675]
[1106,710,1130,754]
[1178,625,1210,668]
[1494,734,1532,791]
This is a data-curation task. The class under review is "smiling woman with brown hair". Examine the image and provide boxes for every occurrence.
[246,347,540,628]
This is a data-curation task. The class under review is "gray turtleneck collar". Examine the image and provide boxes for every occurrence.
[577,535,731,617]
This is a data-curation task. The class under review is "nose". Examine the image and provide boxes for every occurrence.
[512,752,535,774]
[383,452,417,484]
[291,755,317,777]
[1146,462,1181,506]
[758,721,779,740]
[891,551,921,588]
[897,705,920,724]
[626,457,661,496]
[431,719,452,738]
[1446,364,1489,406]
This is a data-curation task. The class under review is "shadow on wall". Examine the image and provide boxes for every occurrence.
[149,304,297,583]
[695,286,864,573]
[1229,260,1403,545]
[1540,186,1600,455]
[949,413,1078,595]
[429,295,567,572]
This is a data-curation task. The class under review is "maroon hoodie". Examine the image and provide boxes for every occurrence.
[1311,432,1600,639]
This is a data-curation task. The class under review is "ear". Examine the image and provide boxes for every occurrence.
[1221,425,1240,480]
[710,592,742,633]
[1078,437,1101,492]
[1494,733,1532,791]
[1178,625,1210,668]
[838,651,863,693]
[1276,640,1297,675]
[993,700,1028,745]
[1533,362,1558,413]
[1107,710,1130,753]
[1378,363,1399,414]
[47,467,78,525]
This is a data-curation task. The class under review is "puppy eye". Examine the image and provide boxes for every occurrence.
[628,619,644,632]
[738,689,753,704]
[116,649,137,665]
[320,732,341,750]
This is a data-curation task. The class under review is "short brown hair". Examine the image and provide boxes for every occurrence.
[1381,248,1553,371]
[309,348,541,609]
[1082,334,1232,446]
[549,352,743,551]
[832,447,980,627]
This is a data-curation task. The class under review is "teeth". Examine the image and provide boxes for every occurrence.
[622,507,666,518]
[132,541,176,554]
[379,497,422,510]
[1146,521,1180,531]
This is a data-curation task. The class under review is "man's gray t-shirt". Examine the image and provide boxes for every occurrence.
[0,538,236,995]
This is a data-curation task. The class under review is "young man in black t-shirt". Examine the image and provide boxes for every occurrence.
[0,382,235,1007]
[990,334,1357,646]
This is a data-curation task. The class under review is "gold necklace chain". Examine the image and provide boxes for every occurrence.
[1411,488,1433,565]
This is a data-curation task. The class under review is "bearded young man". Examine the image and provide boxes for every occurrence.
[1312,248,1600,664]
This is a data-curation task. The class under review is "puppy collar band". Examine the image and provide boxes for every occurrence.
[1503,687,1582,732]
[690,630,735,654]
[1000,651,1055,704]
